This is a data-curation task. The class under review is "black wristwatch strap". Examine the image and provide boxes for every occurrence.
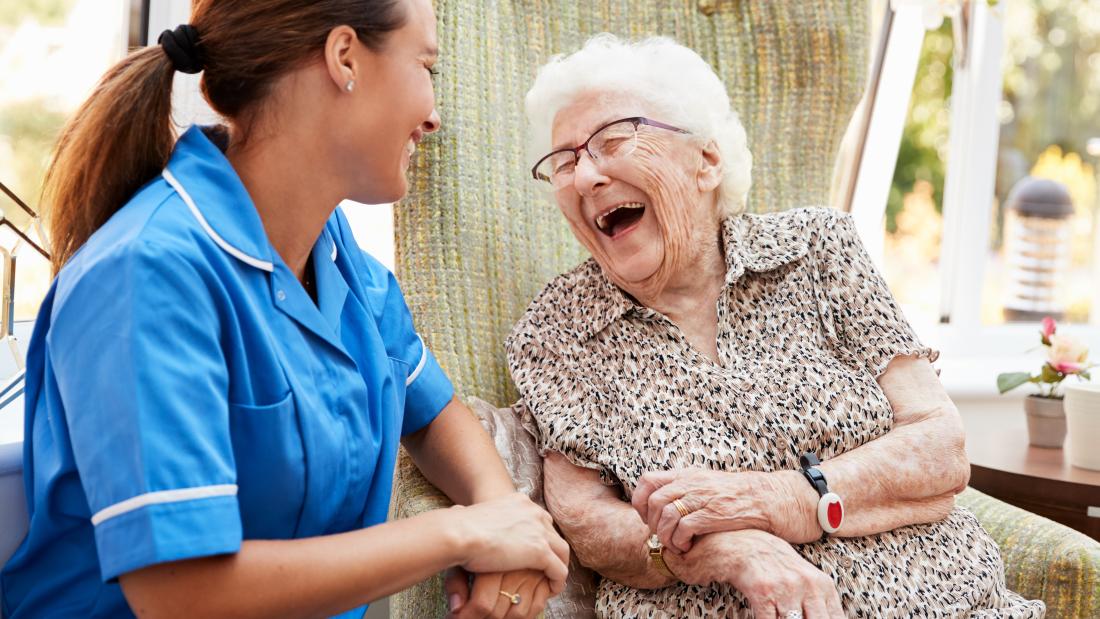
[799,451,844,541]
[799,452,829,497]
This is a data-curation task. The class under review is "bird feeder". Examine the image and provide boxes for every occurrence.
[1002,177,1074,322]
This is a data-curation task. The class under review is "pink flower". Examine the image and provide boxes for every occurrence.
[1048,333,1088,374]
[1052,361,1084,374]
[1040,316,1057,343]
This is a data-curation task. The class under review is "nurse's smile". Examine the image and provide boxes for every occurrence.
[3,0,567,617]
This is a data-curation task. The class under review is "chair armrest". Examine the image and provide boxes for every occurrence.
[390,447,453,618]
[957,487,1100,618]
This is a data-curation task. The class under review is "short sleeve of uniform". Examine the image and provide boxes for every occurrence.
[810,211,939,377]
[355,250,454,436]
[47,241,240,582]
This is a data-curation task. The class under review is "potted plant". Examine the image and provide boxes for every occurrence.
[996,317,1094,448]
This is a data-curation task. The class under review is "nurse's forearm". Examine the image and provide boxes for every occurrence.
[120,507,470,619]
[402,396,515,505]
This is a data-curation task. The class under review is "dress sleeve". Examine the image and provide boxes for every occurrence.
[48,242,241,582]
[810,211,939,377]
[356,250,455,436]
[507,327,619,487]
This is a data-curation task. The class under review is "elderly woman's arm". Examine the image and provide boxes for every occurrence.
[811,355,967,534]
[542,452,669,589]
[544,453,845,617]
[634,354,968,549]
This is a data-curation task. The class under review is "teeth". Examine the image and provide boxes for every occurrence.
[595,202,645,231]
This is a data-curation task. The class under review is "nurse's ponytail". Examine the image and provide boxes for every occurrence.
[43,47,175,274]
[42,0,406,275]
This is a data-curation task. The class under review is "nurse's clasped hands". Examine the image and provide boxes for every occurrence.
[450,492,570,586]
[439,492,570,618]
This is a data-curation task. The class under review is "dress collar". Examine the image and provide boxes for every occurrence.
[561,210,813,345]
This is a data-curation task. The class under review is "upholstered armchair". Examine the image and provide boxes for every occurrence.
[389,1,1100,617]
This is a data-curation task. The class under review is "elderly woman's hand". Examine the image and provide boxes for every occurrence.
[445,568,554,619]
[632,468,819,552]
[668,530,844,619]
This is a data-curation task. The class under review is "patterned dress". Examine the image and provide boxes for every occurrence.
[506,207,1045,618]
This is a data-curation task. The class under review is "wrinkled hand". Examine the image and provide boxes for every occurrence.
[445,568,553,619]
[630,468,771,552]
[668,530,843,619]
[451,492,570,592]
[632,468,815,552]
[725,530,844,619]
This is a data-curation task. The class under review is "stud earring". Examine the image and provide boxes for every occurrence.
[345,80,355,93]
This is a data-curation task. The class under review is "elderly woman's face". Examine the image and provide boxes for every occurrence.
[550,91,720,290]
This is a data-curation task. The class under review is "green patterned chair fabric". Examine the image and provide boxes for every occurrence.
[395,0,869,408]
[390,0,1100,616]
[957,488,1100,619]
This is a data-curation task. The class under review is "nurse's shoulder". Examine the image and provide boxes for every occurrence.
[67,180,208,274]
[47,173,227,339]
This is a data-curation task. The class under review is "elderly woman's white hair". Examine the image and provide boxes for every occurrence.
[525,34,753,217]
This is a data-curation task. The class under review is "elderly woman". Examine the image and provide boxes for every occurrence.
[506,35,1045,619]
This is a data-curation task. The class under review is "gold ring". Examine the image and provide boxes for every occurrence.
[499,590,522,605]
[673,499,690,517]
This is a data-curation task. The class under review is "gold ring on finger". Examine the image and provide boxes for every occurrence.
[499,590,521,605]
[673,499,690,517]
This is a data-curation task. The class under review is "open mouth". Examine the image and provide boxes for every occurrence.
[594,202,646,238]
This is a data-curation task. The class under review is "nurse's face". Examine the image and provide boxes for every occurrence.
[344,0,441,203]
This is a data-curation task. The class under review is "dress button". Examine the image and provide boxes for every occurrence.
[837,555,853,569]
[276,290,287,301]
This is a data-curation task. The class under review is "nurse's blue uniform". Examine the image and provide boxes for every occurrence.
[0,126,454,618]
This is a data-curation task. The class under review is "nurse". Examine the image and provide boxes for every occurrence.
[0,1,567,618]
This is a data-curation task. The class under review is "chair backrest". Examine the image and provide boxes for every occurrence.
[391,1,869,615]
[396,0,869,406]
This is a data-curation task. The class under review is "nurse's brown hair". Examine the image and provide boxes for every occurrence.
[42,0,406,274]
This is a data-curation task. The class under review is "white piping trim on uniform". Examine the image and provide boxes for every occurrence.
[406,335,429,386]
[162,170,274,272]
[91,484,238,526]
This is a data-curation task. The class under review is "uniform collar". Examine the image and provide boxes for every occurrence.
[162,126,276,272]
[164,126,347,348]
[565,211,811,344]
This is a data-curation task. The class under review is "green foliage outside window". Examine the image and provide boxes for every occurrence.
[0,0,75,29]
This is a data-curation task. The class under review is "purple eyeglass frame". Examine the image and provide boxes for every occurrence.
[530,116,690,183]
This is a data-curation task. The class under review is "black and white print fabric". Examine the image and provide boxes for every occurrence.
[507,207,1045,619]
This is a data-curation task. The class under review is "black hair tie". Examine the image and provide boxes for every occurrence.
[158,24,204,74]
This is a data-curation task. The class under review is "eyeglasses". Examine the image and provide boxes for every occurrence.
[531,116,690,190]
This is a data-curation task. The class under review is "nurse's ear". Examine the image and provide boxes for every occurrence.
[324,25,360,94]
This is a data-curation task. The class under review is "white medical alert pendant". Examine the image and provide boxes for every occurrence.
[817,492,844,533]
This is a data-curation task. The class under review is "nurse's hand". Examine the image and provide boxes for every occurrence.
[451,492,569,591]
[445,568,553,619]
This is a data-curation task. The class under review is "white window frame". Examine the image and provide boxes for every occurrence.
[847,1,1100,397]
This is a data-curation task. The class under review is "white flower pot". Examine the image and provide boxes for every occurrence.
[1064,383,1100,471]
[1024,395,1066,448]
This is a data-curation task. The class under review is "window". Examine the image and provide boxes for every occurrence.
[881,19,952,329]
[882,4,1100,328]
[0,0,138,321]
[980,1,1100,326]
[857,0,1100,396]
